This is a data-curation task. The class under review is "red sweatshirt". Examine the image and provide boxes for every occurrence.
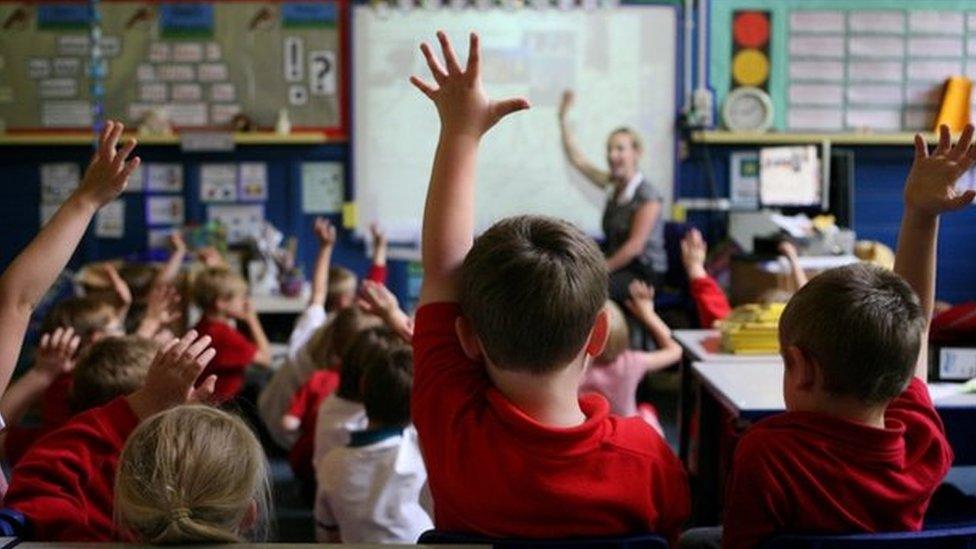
[287,369,341,483]
[689,275,732,328]
[4,396,139,541]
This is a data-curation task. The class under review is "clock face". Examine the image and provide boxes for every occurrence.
[723,87,773,131]
[731,95,766,128]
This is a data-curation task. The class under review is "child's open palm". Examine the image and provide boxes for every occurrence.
[35,327,80,378]
[127,330,216,419]
[411,32,530,138]
[77,120,140,208]
[313,217,337,248]
[907,124,976,216]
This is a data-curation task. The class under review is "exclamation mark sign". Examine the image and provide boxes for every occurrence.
[284,36,303,82]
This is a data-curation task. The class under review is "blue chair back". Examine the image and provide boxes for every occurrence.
[418,530,668,548]
[764,524,976,549]
[0,508,28,537]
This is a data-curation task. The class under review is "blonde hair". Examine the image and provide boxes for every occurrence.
[192,267,248,310]
[608,127,644,153]
[596,300,629,364]
[70,336,159,413]
[306,306,382,369]
[326,266,357,310]
[115,405,272,544]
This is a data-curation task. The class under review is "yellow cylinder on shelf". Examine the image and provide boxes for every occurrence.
[934,76,972,132]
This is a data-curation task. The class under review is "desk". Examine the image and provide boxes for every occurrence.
[673,330,780,465]
[687,360,976,525]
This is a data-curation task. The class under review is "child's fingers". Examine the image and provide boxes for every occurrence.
[490,97,531,124]
[196,348,217,369]
[949,189,976,210]
[98,121,113,152]
[190,374,217,403]
[419,42,447,83]
[949,124,975,160]
[121,157,141,181]
[169,330,198,361]
[105,121,124,158]
[436,31,462,75]
[410,75,437,99]
[39,333,51,350]
[466,33,480,79]
[114,138,137,168]
[184,335,213,361]
[67,335,81,357]
[935,124,951,156]
[913,134,928,160]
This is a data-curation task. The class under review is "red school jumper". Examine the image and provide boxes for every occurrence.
[723,377,954,549]
[192,317,258,403]
[287,369,341,483]
[411,303,690,541]
[4,396,139,541]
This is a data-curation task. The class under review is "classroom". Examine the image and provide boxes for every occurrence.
[0,0,974,547]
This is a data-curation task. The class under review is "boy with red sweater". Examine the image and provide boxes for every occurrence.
[192,267,271,402]
[408,32,689,539]
[719,125,972,548]
[4,330,218,541]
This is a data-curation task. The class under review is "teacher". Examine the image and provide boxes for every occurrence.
[558,90,667,304]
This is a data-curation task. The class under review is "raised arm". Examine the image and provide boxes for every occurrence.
[366,223,389,283]
[0,328,79,432]
[681,229,731,327]
[777,240,809,291]
[624,281,683,371]
[309,217,336,308]
[157,231,188,285]
[558,90,611,189]
[896,124,976,380]
[360,280,413,343]
[605,200,660,272]
[411,32,529,305]
[243,299,272,368]
[0,121,137,395]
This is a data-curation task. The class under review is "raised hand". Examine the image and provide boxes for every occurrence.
[358,279,400,318]
[126,330,216,419]
[559,90,575,120]
[34,327,80,379]
[370,223,387,251]
[907,124,976,216]
[680,228,708,280]
[410,32,530,138]
[76,120,140,209]
[625,279,656,321]
[314,217,337,248]
[168,231,187,255]
[99,263,133,308]
[144,283,181,325]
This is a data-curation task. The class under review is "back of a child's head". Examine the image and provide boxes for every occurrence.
[362,341,413,427]
[459,215,608,374]
[596,300,628,364]
[326,266,357,311]
[779,263,926,404]
[338,326,400,402]
[114,405,271,544]
[42,297,119,347]
[192,267,247,311]
[307,306,382,368]
[70,336,159,413]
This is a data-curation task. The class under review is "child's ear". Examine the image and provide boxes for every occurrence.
[585,308,610,358]
[784,345,817,392]
[454,316,483,361]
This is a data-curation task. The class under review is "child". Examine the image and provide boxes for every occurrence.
[580,280,682,433]
[5,330,218,541]
[681,229,732,328]
[718,125,970,548]
[258,219,388,449]
[283,306,381,489]
[315,338,432,543]
[114,405,272,544]
[1,335,158,465]
[192,267,271,402]
[408,32,689,539]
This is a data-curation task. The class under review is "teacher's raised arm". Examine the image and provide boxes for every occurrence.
[558,89,667,307]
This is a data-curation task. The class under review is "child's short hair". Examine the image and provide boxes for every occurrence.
[362,341,413,427]
[114,405,271,544]
[192,267,247,310]
[337,326,401,402]
[596,300,628,364]
[779,263,926,403]
[70,336,159,413]
[459,215,608,374]
[326,266,357,310]
[41,297,118,346]
[306,306,382,368]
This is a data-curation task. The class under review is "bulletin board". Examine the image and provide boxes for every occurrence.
[0,0,347,136]
[710,0,976,133]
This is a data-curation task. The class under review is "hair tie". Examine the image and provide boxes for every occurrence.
[170,507,192,522]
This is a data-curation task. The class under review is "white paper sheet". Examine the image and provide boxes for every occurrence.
[239,163,268,201]
[789,61,844,81]
[166,103,208,126]
[848,61,904,83]
[125,164,145,192]
[28,59,51,79]
[788,84,842,106]
[787,108,843,131]
[909,11,963,34]
[139,83,167,103]
[200,164,239,202]
[40,163,79,204]
[149,43,171,63]
[907,60,963,82]
[146,196,185,225]
[42,100,91,127]
[846,84,903,106]
[172,84,202,102]
[173,43,204,63]
[849,11,904,33]
[759,146,821,207]
[198,63,228,82]
[847,36,905,58]
[301,162,344,213]
[57,35,89,56]
[211,104,241,124]
[53,58,81,77]
[147,228,173,250]
[846,109,902,131]
[789,11,843,32]
[95,199,125,238]
[908,37,963,58]
[147,163,184,192]
[789,36,845,58]
[210,83,236,102]
[40,78,78,99]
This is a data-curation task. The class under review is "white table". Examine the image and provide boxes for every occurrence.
[672,329,782,364]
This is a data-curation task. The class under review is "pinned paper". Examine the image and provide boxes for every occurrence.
[239,163,268,201]
[342,202,357,229]
[95,200,125,238]
[200,163,238,202]
[40,163,80,204]
[147,163,184,192]
[208,204,265,243]
[146,196,185,225]
[300,162,343,213]
[125,164,145,192]
[147,228,173,250]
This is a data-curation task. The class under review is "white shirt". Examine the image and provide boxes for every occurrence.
[614,171,645,205]
[315,426,433,543]
[257,305,330,449]
[313,393,368,465]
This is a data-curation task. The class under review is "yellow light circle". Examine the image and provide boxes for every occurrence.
[732,49,770,87]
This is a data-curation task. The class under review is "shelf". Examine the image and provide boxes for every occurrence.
[691,130,941,146]
[0,131,338,146]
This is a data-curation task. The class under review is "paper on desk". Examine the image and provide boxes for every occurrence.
[769,213,813,238]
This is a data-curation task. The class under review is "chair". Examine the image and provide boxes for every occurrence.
[0,508,28,537]
[418,530,669,548]
[763,524,976,549]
